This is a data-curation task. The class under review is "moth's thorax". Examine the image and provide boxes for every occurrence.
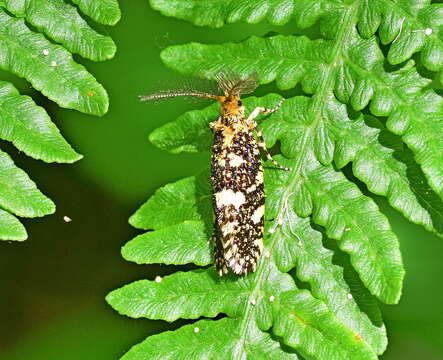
[219,95,245,122]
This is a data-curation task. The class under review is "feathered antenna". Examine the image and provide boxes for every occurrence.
[139,89,218,102]
[139,70,259,102]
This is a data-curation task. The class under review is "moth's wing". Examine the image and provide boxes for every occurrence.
[218,204,263,275]
[216,70,259,96]
[213,225,228,276]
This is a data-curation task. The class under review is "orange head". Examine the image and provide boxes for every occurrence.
[217,95,244,117]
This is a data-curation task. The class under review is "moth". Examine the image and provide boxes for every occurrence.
[140,71,290,276]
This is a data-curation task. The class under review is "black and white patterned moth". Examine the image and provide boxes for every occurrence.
[140,71,291,276]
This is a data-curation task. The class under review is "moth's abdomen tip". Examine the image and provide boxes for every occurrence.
[227,254,260,276]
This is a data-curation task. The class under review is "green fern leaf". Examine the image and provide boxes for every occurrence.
[150,0,299,27]
[358,1,443,70]
[71,0,121,26]
[274,289,377,359]
[0,81,81,163]
[272,209,387,353]
[0,1,118,240]
[122,220,211,266]
[108,268,377,359]
[4,0,116,61]
[120,317,299,360]
[0,9,108,115]
[0,150,54,217]
[0,209,27,241]
[109,0,442,358]
[151,0,442,73]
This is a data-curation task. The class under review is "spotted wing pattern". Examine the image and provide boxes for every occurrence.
[211,118,264,275]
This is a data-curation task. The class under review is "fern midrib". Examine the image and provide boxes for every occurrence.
[232,3,362,358]
[281,3,358,205]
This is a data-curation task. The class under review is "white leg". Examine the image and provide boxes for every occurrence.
[255,128,292,171]
[245,99,291,171]
[246,98,285,123]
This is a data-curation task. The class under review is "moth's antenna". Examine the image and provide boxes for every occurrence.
[139,90,219,102]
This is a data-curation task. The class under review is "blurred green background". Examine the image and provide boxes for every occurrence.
[0,1,442,359]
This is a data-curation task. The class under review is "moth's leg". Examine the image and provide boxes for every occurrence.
[255,128,292,171]
[210,118,224,132]
[246,99,292,171]
[246,98,285,123]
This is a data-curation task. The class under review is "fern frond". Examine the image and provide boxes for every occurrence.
[109,97,389,357]
[109,0,442,358]
[0,1,118,240]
